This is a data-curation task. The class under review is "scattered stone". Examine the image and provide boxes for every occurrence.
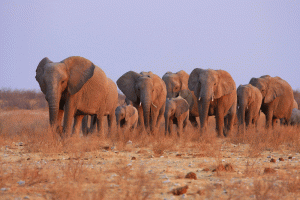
[197,189,205,195]
[212,163,234,172]
[203,168,210,172]
[24,196,30,199]
[170,185,189,195]
[163,179,171,184]
[214,183,222,189]
[185,172,197,180]
[288,156,293,159]
[131,157,136,160]
[270,158,276,163]
[279,158,284,161]
[18,181,25,186]
[26,158,30,160]
[264,168,276,174]
[126,140,132,145]
[103,146,110,150]
[1,188,8,191]
[176,154,182,157]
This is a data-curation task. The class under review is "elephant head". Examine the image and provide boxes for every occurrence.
[115,105,136,128]
[188,68,236,128]
[35,56,95,128]
[249,75,285,104]
[117,71,165,129]
[162,70,189,98]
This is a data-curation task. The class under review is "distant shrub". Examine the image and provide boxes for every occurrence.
[0,88,47,110]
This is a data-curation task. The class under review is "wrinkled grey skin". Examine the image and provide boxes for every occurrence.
[117,71,167,133]
[249,75,294,128]
[35,56,116,137]
[115,105,138,132]
[164,97,189,136]
[237,84,262,132]
[188,68,237,137]
[162,70,199,127]
[81,78,118,135]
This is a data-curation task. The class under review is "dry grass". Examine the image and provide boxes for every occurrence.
[1,93,300,199]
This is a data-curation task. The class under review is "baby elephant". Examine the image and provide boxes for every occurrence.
[237,84,262,132]
[164,97,189,136]
[115,105,138,132]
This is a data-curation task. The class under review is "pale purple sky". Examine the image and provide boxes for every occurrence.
[1,1,299,91]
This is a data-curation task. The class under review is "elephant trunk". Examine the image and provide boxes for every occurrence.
[199,98,210,130]
[141,91,151,130]
[46,89,61,129]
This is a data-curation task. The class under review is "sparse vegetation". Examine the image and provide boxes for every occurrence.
[0,90,300,199]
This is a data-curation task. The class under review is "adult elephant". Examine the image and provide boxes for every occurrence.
[237,84,262,132]
[162,70,199,127]
[249,75,294,128]
[188,68,237,137]
[117,71,167,133]
[35,56,116,136]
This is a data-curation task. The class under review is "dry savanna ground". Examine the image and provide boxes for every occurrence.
[0,89,300,199]
[0,109,300,200]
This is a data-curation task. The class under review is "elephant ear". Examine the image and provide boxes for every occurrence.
[125,105,135,121]
[179,89,194,108]
[188,68,205,98]
[63,56,95,95]
[175,98,189,118]
[214,70,236,99]
[35,57,53,94]
[117,71,141,103]
[264,78,285,104]
[151,73,166,101]
[176,70,189,90]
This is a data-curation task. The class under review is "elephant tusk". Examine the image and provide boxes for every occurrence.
[152,103,157,108]
[139,102,142,107]
[212,95,214,102]
[198,97,201,101]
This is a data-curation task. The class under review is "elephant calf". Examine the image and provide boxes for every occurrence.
[164,97,189,136]
[237,84,262,132]
[289,108,300,125]
[115,105,138,132]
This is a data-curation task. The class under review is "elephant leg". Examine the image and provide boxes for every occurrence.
[107,113,116,136]
[164,116,169,136]
[56,109,64,134]
[177,118,183,137]
[150,109,160,133]
[189,115,198,128]
[265,110,273,129]
[156,104,165,129]
[82,115,89,136]
[168,118,173,136]
[137,105,145,131]
[63,97,76,137]
[73,115,84,136]
[97,115,104,136]
[216,107,225,137]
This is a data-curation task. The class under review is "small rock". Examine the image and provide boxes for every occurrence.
[288,156,293,159]
[18,181,25,186]
[203,168,210,172]
[197,189,205,195]
[279,158,284,161]
[24,196,30,199]
[176,154,182,157]
[131,157,136,160]
[26,158,30,160]
[163,179,171,184]
[126,140,132,145]
[1,188,8,191]
[264,168,276,174]
[103,146,110,150]
[170,185,188,195]
[270,158,276,163]
[185,172,197,180]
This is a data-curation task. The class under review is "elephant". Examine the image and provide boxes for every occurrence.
[115,104,138,132]
[162,70,199,127]
[35,56,118,137]
[164,96,189,136]
[81,78,118,135]
[188,68,237,137]
[237,84,262,132]
[117,71,167,133]
[249,75,294,128]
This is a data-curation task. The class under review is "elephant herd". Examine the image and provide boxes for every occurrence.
[35,56,298,138]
